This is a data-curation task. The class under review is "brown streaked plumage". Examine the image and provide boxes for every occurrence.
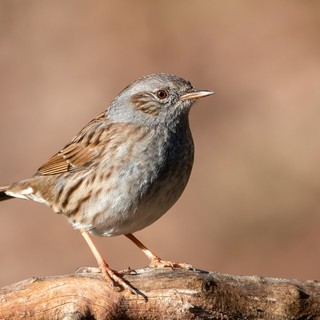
[132,92,161,116]
[0,73,213,293]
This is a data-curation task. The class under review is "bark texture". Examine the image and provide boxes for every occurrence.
[0,268,320,319]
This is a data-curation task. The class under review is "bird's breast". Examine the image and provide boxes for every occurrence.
[91,127,194,235]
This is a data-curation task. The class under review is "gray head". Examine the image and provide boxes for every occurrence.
[107,73,213,129]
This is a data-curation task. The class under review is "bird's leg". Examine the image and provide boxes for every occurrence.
[81,231,137,294]
[125,233,193,269]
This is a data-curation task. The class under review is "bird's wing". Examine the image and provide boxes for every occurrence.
[37,112,107,176]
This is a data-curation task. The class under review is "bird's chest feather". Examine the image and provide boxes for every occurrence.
[99,128,194,213]
[84,128,195,235]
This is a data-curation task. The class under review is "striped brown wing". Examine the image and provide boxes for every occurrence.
[37,112,107,176]
[37,143,99,175]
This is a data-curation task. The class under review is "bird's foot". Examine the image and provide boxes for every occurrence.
[76,263,138,294]
[79,231,139,294]
[98,260,138,294]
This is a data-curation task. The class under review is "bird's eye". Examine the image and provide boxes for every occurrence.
[156,89,168,100]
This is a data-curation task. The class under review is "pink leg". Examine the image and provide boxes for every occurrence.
[125,233,192,269]
[81,231,137,294]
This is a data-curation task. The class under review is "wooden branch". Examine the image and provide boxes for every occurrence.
[0,268,320,319]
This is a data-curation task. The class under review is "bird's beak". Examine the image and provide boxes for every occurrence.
[180,89,214,101]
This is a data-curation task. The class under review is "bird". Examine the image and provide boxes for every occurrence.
[0,73,213,293]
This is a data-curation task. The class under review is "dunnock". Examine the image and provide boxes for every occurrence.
[0,73,213,293]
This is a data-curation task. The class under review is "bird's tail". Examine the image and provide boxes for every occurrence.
[0,186,13,201]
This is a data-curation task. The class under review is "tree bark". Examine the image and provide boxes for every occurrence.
[0,268,320,319]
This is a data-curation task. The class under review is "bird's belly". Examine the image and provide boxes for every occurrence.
[65,155,192,236]
[71,171,188,236]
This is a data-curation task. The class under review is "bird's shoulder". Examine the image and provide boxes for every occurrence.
[36,112,111,176]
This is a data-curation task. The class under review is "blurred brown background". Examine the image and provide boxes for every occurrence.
[0,1,320,287]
